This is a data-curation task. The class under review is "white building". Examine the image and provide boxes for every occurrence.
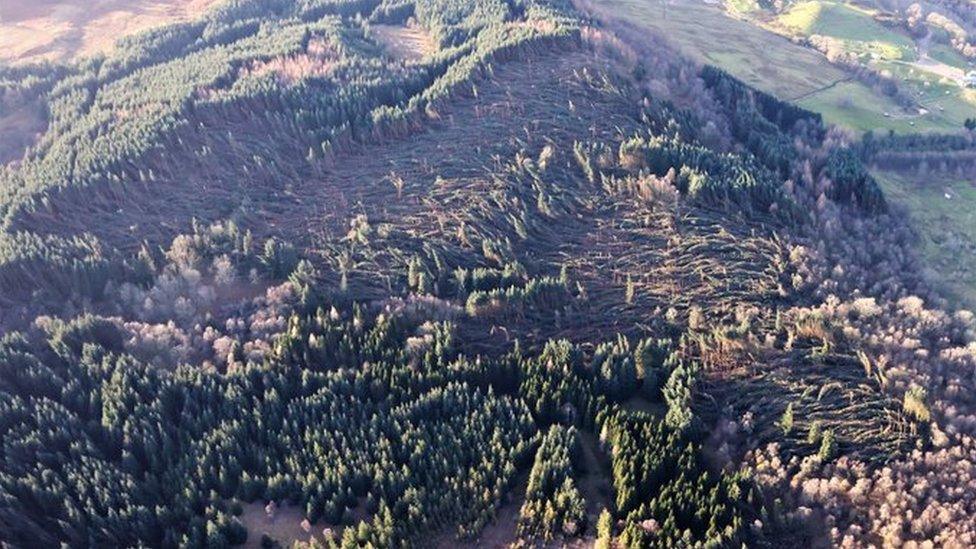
[964,71,976,88]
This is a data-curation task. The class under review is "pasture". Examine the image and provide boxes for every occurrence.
[596,0,972,134]
[775,1,915,61]
[595,0,844,99]
[874,169,976,307]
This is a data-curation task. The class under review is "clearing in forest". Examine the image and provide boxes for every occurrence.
[370,24,437,62]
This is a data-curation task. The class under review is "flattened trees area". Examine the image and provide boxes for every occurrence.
[1,0,974,547]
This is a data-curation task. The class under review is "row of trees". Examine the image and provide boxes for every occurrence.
[516,425,587,540]
[602,410,754,547]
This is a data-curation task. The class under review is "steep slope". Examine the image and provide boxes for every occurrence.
[1,0,975,547]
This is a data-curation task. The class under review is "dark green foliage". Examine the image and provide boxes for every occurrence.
[663,359,698,433]
[819,429,838,461]
[465,275,574,319]
[603,410,752,547]
[700,65,814,176]
[859,130,976,155]
[595,508,613,549]
[635,337,672,400]
[594,335,639,402]
[779,402,794,435]
[856,130,976,174]
[617,133,794,216]
[518,339,596,426]
[0,309,536,547]
[700,66,823,135]
[516,425,587,541]
[261,238,299,279]
[0,232,119,303]
[823,149,887,214]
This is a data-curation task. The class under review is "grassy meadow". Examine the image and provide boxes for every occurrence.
[874,170,976,307]
[598,0,844,99]
[776,1,916,61]
[598,0,974,133]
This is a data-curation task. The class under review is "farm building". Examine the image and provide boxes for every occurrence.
[965,71,976,88]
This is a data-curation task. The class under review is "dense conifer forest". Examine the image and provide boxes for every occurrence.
[1,0,975,547]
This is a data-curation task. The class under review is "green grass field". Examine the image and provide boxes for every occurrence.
[874,169,976,307]
[726,0,760,15]
[600,0,844,99]
[929,43,972,70]
[768,0,975,129]
[776,1,915,61]
[796,80,946,132]
[875,60,976,127]
[596,0,947,133]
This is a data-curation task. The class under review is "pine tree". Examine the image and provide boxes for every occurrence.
[779,403,794,435]
[595,508,613,549]
[819,429,837,461]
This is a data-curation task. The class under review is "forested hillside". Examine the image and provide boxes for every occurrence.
[1,0,975,547]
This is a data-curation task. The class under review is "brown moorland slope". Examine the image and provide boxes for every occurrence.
[0,0,221,65]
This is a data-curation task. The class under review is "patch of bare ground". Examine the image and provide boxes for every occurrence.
[577,431,613,524]
[0,0,222,65]
[370,23,437,62]
[620,395,664,416]
[0,101,47,165]
[238,500,370,548]
[237,37,340,87]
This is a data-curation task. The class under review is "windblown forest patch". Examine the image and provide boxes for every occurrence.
[1,0,976,547]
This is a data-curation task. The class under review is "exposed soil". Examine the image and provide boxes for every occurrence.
[238,499,369,548]
[371,24,437,62]
[577,430,614,522]
[239,502,321,548]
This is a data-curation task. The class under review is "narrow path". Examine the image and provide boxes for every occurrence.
[787,76,853,102]
[577,431,614,520]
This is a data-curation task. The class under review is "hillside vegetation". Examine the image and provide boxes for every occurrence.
[0,0,225,65]
[597,0,976,310]
[597,0,976,133]
[859,131,976,308]
[1,0,976,547]
[776,1,915,61]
